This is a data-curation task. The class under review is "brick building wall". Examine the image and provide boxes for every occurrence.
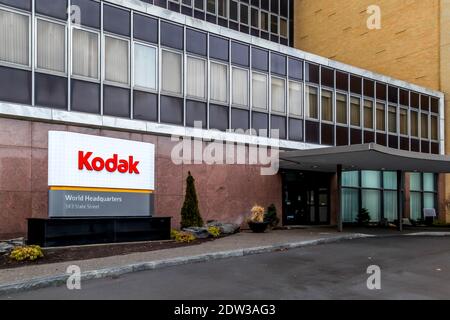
[294,0,449,222]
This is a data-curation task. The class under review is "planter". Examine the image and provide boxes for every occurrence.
[248,221,269,233]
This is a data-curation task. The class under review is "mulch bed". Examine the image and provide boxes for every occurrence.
[0,238,215,270]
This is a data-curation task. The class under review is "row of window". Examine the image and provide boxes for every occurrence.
[145,0,292,45]
[0,4,442,151]
[342,171,437,223]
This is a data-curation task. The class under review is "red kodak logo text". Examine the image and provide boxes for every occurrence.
[78,151,140,174]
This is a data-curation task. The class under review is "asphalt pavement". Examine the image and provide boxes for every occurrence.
[2,236,450,300]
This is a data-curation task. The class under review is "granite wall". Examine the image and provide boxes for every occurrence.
[0,117,283,238]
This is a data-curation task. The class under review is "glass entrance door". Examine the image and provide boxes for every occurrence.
[282,171,331,226]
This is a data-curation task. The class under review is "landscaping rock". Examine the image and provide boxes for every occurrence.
[7,238,24,247]
[206,221,240,235]
[182,227,210,239]
[0,243,13,254]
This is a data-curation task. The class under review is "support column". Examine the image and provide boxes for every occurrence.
[397,170,404,232]
[337,164,343,232]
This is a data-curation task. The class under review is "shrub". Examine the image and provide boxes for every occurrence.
[208,226,221,238]
[180,172,204,229]
[175,231,196,243]
[171,229,179,240]
[265,204,280,228]
[9,245,44,262]
[356,208,371,226]
[248,205,265,223]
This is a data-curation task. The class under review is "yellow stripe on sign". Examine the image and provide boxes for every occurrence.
[50,186,153,194]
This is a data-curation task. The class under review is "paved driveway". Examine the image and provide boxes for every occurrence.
[3,236,450,300]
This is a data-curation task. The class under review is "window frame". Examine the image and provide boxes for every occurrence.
[288,79,303,119]
[160,47,184,97]
[103,33,131,87]
[209,59,229,105]
[35,16,68,76]
[335,91,348,126]
[305,85,319,120]
[186,54,207,101]
[270,75,286,114]
[350,95,362,128]
[363,98,375,130]
[399,107,409,137]
[251,70,268,111]
[132,40,158,93]
[321,88,334,123]
[388,105,397,134]
[430,114,439,141]
[231,65,249,108]
[0,6,31,70]
[375,102,386,132]
[71,25,101,83]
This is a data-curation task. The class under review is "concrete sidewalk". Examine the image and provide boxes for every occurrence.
[0,229,370,293]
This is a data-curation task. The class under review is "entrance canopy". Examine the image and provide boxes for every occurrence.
[280,143,450,173]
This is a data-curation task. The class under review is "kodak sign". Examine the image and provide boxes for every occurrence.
[48,131,155,191]
[78,151,140,174]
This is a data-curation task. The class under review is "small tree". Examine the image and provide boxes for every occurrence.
[356,208,371,226]
[265,204,280,228]
[180,172,204,229]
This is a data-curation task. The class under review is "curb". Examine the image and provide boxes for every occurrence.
[0,233,372,295]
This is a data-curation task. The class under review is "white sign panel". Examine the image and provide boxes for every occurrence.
[48,131,155,190]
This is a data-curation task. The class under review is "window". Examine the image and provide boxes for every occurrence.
[321,89,333,122]
[421,113,429,139]
[186,56,206,99]
[271,15,278,34]
[306,86,318,119]
[411,111,419,137]
[251,8,259,28]
[364,100,374,129]
[252,72,267,110]
[350,97,361,127]
[0,9,29,66]
[289,81,303,117]
[400,108,408,135]
[105,36,129,85]
[72,28,99,79]
[207,0,216,13]
[423,173,436,210]
[376,103,385,131]
[271,77,285,113]
[134,43,156,90]
[210,62,228,103]
[218,0,227,17]
[161,50,182,94]
[280,18,288,38]
[230,1,238,21]
[388,106,397,133]
[232,67,248,107]
[410,172,437,220]
[336,93,347,125]
[195,0,204,10]
[36,19,66,73]
[431,115,438,140]
[260,11,269,31]
[240,4,248,25]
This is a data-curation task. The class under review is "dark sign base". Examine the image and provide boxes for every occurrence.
[27,217,171,247]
